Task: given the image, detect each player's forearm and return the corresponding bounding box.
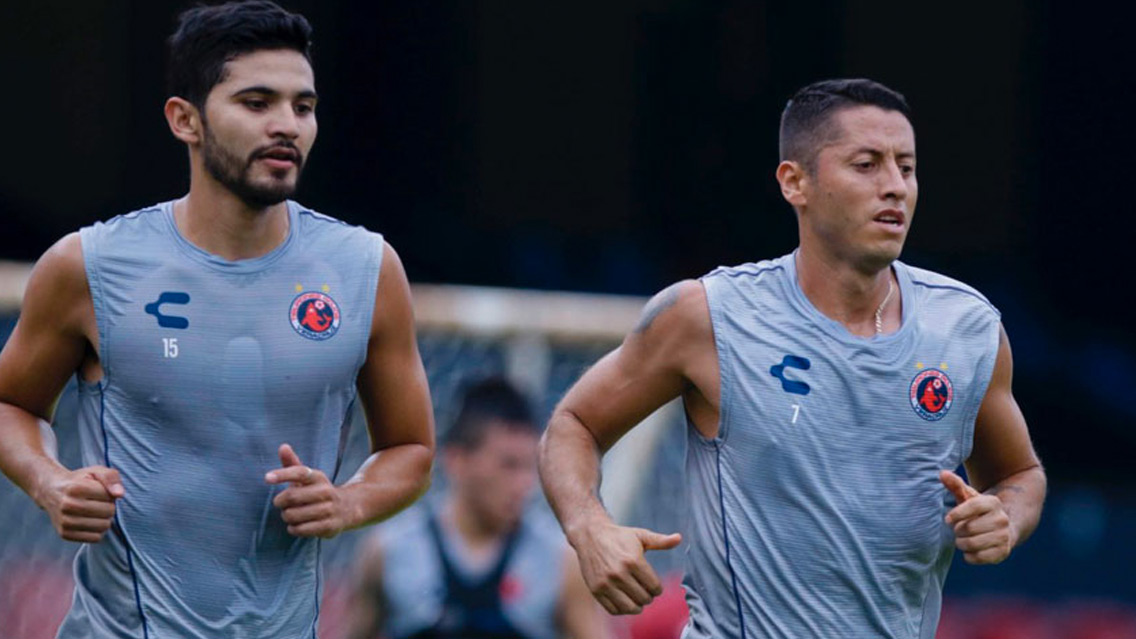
[986,465,1047,547]
[339,442,433,529]
[539,408,613,545]
[0,402,68,508]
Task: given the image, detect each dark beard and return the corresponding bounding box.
[201,126,304,209]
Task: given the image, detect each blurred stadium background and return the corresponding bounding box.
[2,1,1134,637]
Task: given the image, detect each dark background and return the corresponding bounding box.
[1,2,1133,503]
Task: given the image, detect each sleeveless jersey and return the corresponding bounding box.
[375,502,567,639]
[683,252,1001,639]
[60,200,383,639]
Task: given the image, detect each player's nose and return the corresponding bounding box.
[266,104,301,139]
[879,159,908,201]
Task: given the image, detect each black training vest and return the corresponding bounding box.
[408,513,530,639]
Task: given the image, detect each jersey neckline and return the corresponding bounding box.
[783,249,916,346]
[161,199,299,273]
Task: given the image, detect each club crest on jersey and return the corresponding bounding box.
[909,369,953,421]
[290,292,340,340]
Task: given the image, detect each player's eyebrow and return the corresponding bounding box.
[231,86,319,101]
[850,147,916,160]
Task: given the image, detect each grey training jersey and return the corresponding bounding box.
[61,201,382,639]
[683,252,1000,639]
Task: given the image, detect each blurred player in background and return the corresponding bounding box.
[539,78,1047,638]
[0,2,434,637]
[346,377,605,639]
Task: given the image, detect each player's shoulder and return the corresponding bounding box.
[517,508,569,548]
[511,511,571,572]
[291,201,383,240]
[631,279,711,341]
[702,253,792,284]
[24,232,88,299]
[370,500,432,547]
[898,261,1000,317]
[84,202,167,234]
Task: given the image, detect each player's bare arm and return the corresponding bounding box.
[268,241,435,537]
[539,279,716,615]
[940,323,1046,565]
[344,533,388,639]
[0,234,124,543]
[557,546,609,638]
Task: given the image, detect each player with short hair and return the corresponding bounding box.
[346,377,605,639]
[539,78,1046,638]
[0,2,435,637]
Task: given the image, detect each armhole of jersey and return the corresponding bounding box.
[959,316,1001,463]
[79,225,110,383]
[695,275,730,447]
[354,233,385,372]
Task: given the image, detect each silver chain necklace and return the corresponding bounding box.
[874,279,895,335]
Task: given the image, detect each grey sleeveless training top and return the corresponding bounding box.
[682,252,1000,639]
[60,200,382,639]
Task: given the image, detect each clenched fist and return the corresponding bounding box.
[39,466,124,543]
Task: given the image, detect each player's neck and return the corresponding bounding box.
[795,246,900,337]
[175,183,290,261]
[446,494,507,550]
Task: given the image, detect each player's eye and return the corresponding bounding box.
[243,99,269,111]
[295,102,315,115]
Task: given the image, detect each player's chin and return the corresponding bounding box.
[244,179,298,207]
[864,240,906,267]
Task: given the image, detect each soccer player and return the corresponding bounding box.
[538,79,1047,638]
[0,2,434,638]
[346,377,605,639]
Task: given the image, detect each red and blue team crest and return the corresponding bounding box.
[290,292,341,341]
[909,369,953,421]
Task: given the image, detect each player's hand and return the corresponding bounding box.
[38,466,124,543]
[569,516,682,615]
[941,469,1016,565]
[266,443,350,538]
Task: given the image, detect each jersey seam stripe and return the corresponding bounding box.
[295,206,352,228]
[909,279,1000,315]
[310,539,323,639]
[715,442,746,639]
[709,264,785,281]
[330,396,357,483]
[100,383,150,639]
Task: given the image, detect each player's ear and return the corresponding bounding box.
[165,97,203,145]
[776,160,809,208]
[441,446,465,479]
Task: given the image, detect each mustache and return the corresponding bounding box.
[249,142,304,166]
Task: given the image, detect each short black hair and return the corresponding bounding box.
[444,377,538,450]
[167,0,313,110]
[779,78,911,173]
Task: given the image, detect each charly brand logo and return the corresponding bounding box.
[144,292,191,329]
[910,369,953,421]
[290,291,341,341]
[770,355,811,395]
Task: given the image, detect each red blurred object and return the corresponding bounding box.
[1057,600,1136,639]
[962,598,1056,639]
[935,598,973,639]
[626,572,689,639]
[0,559,74,639]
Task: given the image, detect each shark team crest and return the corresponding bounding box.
[290,292,341,340]
[909,369,953,421]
